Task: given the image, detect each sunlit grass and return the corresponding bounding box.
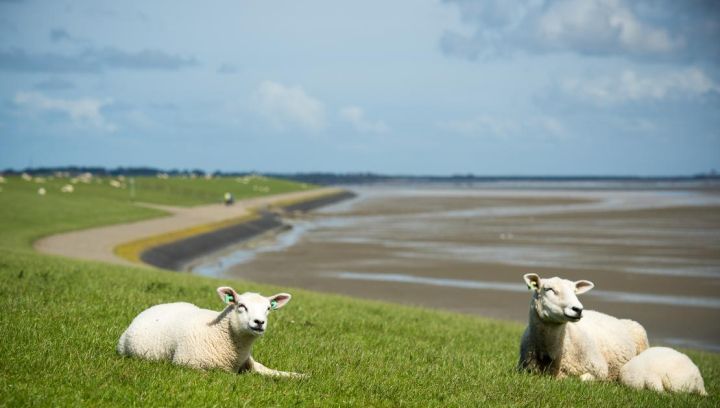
[0,175,315,251]
[0,174,717,406]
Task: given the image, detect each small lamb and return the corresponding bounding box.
[117,286,304,378]
[620,347,707,395]
[518,273,648,381]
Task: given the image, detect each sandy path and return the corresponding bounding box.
[33,188,342,266]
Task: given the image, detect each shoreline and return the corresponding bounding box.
[33,187,353,267]
[139,190,356,270]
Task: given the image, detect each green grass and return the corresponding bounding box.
[0,175,718,406]
[0,175,314,251]
[2,174,314,208]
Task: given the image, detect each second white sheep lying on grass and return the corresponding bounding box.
[117,286,304,378]
[620,347,707,395]
[518,273,648,381]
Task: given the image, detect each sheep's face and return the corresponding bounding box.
[216,287,291,337]
[523,274,593,324]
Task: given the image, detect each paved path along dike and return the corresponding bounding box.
[34,188,351,268]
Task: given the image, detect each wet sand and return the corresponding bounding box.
[202,186,720,351]
[142,191,356,270]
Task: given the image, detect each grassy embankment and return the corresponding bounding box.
[0,175,718,406]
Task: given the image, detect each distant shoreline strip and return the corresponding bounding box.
[129,190,356,271]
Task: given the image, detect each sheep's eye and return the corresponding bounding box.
[237,304,247,312]
[544,288,556,294]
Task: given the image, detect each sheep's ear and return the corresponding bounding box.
[574,280,594,295]
[268,293,291,310]
[217,286,239,305]
[523,274,541,291]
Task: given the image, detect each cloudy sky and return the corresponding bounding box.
[1,0,718,175]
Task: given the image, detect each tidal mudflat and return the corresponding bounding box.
[192,183,720,351]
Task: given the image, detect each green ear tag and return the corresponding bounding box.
[270,300,278,310]
[225,294,234,304]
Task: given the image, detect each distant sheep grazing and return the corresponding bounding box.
[620,347,707,395]
[518,273,648,381]
[117,286,304,378]
[61,184,74,193]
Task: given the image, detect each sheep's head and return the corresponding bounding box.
[216,287,291,337]
[523,274,593,324]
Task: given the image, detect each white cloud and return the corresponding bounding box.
[14,91,116,132]
[339,106,389,134]
[537,0,680,55]
[437,114,566,139]
[254,81,326,131]
[560,67,720,105]
[442,0,684,60]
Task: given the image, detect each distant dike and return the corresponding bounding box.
[140,190,356,271]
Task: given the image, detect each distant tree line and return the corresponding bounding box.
[2,166,211,177]
[2,166,718,185]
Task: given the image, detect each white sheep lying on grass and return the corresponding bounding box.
[620,347,707,395]
[518,273,648,381]
[117,286,305,378]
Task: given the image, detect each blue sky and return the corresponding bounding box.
[1,0,718,175]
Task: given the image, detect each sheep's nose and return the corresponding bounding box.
[571,306,583,316]
[254,319,265,326]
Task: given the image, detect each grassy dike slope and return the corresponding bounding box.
[1,176,718,406]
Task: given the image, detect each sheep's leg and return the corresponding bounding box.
[247,356,306,379]
[646,376,666,393]
[579,373,595,382]
[584,349,609,381]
